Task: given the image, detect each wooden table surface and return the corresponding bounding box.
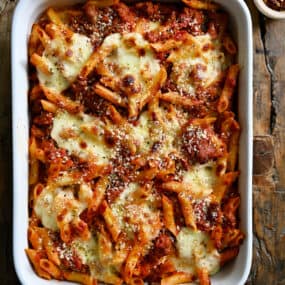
[0,0,285,284]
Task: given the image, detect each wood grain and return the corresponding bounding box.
[0,0,285,284]
[0,1,20,284]
[246,0,285,284]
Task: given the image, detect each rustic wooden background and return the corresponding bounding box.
[0,0,285,284]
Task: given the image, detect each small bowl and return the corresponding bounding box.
[253,0,285,19]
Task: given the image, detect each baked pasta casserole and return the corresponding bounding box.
[27,0,244,284]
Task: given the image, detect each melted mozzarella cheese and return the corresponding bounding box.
[51,108,182,167]
[147,21,160,32]
[174,227,220,275]
[182,162,217,198]
[71,234,125,284]
[129,111,165,154]
[34,184,90,231]
[100,32,161,88]
[129,109,182,157]
[111,183,140,237]
[130,112,152,153]
[51,111,111,164]
[38,32,93,93]
[111,182,160,240]
[169,34,230,95]
[72,237,99,265]
[34,186,59,230]
[160,108,187,156]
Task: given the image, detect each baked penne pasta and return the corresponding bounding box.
[27,1,243,284]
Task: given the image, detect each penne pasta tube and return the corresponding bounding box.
[217,64,239,113]
[223,196,240,224]
[39,259,61,279]
[161,181,188,193]
[41,99,58,113]
[222,229,245,248]
[190,117,217,126]
[29,158,39,185]
[197,267,211,285]
[161,272,194,285]
[29,136,45,162]
[223,35,237,55]
[214,172,239,202]
[98,229,113,264]
[178,192,197,230]
[227,128,240,172]
[41,228,61,266]
[159,92,202,108]
[151,40,183,52]
[220,247,239,266]
[41,85,83,113]
[45,23,73,43]
[136,167,159,181]
[100,200,121,242]
[88,176,108,216]
[93,84,127,108]
[79,51,104,79]
[29,85,43,101]
[123,242,145,283]
[63,271,95,285]
[107,105,124,125]
[31,24,51,47]
[30,53,51,75]
[46,8,63,26]
[71,218,91,240]
[25,249,51,280]
[162,195,178,236]
[28,226,43,250]
[60,223,72,244]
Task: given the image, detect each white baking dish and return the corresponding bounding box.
[12,0,253,284]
